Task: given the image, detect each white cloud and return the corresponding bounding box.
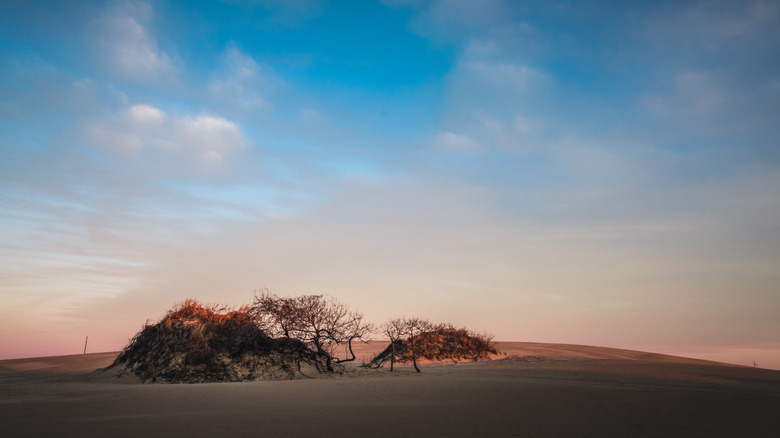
[127,103,166,124]
[641,68,734,123]
[202,151,224,164]
[435,132,484,153]
[473,111,509,147]
[389,0,514,42]
[514,115,537,134]
[463,61,545,91]
[434,42,550,152]
[173,114,245,157]
[674,71,729,113]
[88,104,245,169]
[209,45,274,112]
[424,0,511,29]
[658,0,779,44]
[300,108,321,120]
[223,0,325,27]
[95,3,175,82]
[89,122,143,155]
[464,38,498,57]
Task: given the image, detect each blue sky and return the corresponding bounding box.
[1,0,779,368]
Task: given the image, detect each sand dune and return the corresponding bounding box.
[0,352,118,375]
[493,341,737,364]
[1,342,778,437]
[0,341,733,374]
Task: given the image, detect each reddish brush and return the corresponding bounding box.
[160,299,254,327]
[369,323,497,368]
[412,325,497,361]
[108,299,328,383]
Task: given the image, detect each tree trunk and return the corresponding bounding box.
[411,333,420,373]
[335,338,358,363]
[314,338,334,372]
[390,340,395,371]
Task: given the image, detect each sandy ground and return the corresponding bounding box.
[1,342,778,437]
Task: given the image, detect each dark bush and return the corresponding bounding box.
[106,299,329,383]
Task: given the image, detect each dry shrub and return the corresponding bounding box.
[370,324,497,367]
[107,299,328,383]
[413,325,496,361]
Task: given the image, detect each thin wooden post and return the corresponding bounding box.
[83,336,88,355]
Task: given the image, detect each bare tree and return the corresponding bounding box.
[402,317,431,373]
[251,290,374,372]
[252,288,301,338]
[369,319,496,370]
[383,318,405,371]
[333,311,374,364]
[294,294,342,371]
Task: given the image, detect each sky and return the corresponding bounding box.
[1,0,779,369]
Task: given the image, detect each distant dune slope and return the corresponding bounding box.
[0,352,119,374]
[493,342,738,366]
[0,341,737,374]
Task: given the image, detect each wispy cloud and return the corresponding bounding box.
[224,0,325,27]
[434,132,484,153]
[209,45,274,113]
[384,0,514,42]
[647,0,779,52]
[94,2,175,83]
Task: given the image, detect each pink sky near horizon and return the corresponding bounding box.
[2,281,778,371]
[2,190,779,369]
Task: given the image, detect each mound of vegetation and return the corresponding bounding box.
[101,292,499,381]
[104,299,328,383]
[369,322,497,370]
